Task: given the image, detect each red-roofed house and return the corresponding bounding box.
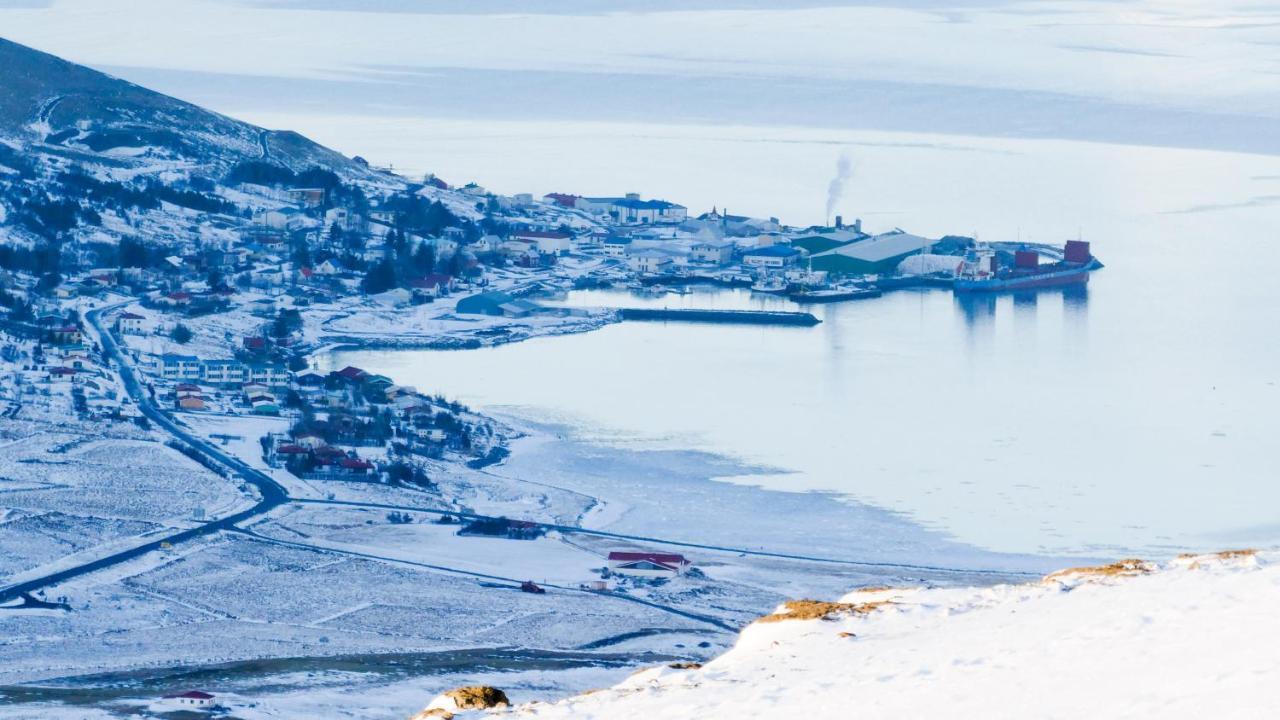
[607,551,691,577]
[161,291,192,306]
[161,690,215,709]
[339,457,375,474]
[48,366,78,382]
[178,396,206,411]
[335,366,367,383]
[117,312,146,335]
[542,192,580,208]
[409,274,455,299]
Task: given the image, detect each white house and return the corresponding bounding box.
[512,230,573,255]
[116,311,146,335]
[602,237,632,258]
[607,551,691,577]
[314,259,341,276]
[160,691,215,710]
[256,206,305,231]
[409,274,455,299]
[690,240,735,266]
[288,187,326,208]
[324,207,365,233]
[628,249,674,274]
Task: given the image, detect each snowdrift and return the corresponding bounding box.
[446,551,1278,719]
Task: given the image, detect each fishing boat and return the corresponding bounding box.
[750,276,789,294]
[788,286,882,303]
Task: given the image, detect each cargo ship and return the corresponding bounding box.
[953,240,1095,293]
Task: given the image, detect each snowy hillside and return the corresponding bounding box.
[453,551,1278,719]
[0,37,377,180]
[0,36,400,251]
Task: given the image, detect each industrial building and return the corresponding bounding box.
[808,231,936,275]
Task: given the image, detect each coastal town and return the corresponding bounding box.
[0,160,1092,712]
[0,35,1100,718]
[0,166,1102,503]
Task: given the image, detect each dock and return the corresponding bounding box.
[618,308,820,326]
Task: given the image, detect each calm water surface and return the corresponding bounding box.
[328,134,1280,559]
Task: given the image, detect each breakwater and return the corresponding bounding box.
[617,308,820,326]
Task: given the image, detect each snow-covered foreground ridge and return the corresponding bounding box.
[443,551,1280,719]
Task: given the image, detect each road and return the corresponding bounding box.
[0,301,1035,607]
[299,498,1039,581]
[231,528,736,631]
[0,302,289,604]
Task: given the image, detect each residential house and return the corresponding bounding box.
[512,230,573,255]
[287,187,326,208]
[178,396,206,411]
[256,206,305,231]
[47,366,78,382]
[293,433,325,450]
[116,312,146,335]
[690,240,735,265]
[602,237,632,258]
[628,249,674,274]
[409,274,455,300]
[334,366,368,384]
[158,291,192,308]
[455,291,542,318]
[250,394,280,415]
[339,457,374,475]
[314,259,342,276]
[541,192,579,208]
[607,551,692,577]
[51,326,83,345]
[160,691,215,710]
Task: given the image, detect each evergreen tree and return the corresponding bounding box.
[361,257,397,294]
[412,242,436,276]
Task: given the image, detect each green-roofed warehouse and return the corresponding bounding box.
[808,231,936,275]
[789,229,866,256]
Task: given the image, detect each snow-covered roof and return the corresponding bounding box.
[816,231,935,263]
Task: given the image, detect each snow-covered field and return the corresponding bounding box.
[503,551,1280,719]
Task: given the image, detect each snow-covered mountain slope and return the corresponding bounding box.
[476,551,1278,719]
[0,37,376,180]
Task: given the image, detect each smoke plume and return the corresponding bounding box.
[826,153,853,224]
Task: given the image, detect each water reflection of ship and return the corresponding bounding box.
[955,283,1089,326]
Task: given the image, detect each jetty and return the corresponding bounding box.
[618,308,820,326]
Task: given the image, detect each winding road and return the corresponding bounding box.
[0,303,289,604]
[0,300,1036,617]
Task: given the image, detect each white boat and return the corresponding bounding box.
[751,276,789,294]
